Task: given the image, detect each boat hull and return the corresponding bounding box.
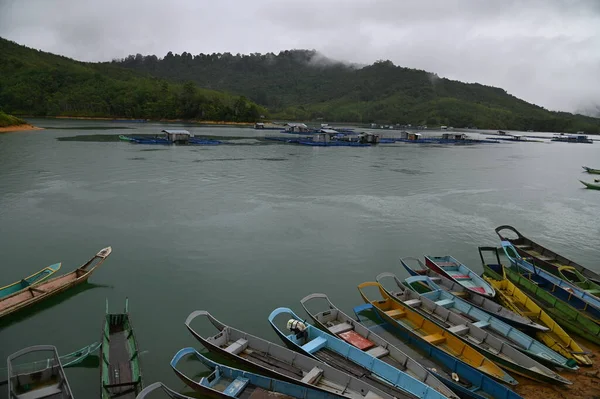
[424,256,495,298]
[0,262,61,299]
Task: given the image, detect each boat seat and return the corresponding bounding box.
[516,245,533,250]
[452,275,471,280]
[328,322,353,335]
[301,336,328,354]
[364,392,385,399]
[403,299,422,307]
[366,346,389,358]
[384,309,406,319]
[225,339,249,355]
[435,299,454,307]
[437,262,459,267]
[447,324,470,335]
[339,331,374,350]
[472,321,490,329]
[423,333,446,345]
[17,384,62,399]
[429,277,441,282]
[223,377,250,397]
[301,366,324,384]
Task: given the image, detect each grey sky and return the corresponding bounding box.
[1,0,599,114]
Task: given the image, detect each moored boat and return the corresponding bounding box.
[268,307,445,399]
[171,347,344,399]
[7,345,74,399]
[136,382,196,399]
[356,282,516,385]
[0,262,61,299]
[580,180,600,189]
[582,166,600,174]
[495,225,600,285]
[423,256,495,298]
[0,247,112,319]
[478,246,593,366]
[101,299,143,399]
[185,310,400,399]
[401,257,545,332]
[394,274,577,371]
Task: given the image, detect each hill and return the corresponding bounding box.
[113,50,600,132]
[0,38,266,122]
[0,111,26,127]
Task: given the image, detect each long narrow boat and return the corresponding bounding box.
[501,241,600,321]
[269,307,447,399]
[424,256,495,298]
[551,266,600,296]
[0,247,112,318]
[394,274,577,371]
[171,347,345,399]
[352,304,524,399]
[101,299,143,399]
[185,310,400,399]
[481,250,600,347]
[582,166,600,174]
[300,293,519,399]
[356,282,516,385]
[136,382,196,399]
[0,263,61,299]
[401,257,546,332]
[478,246,593,366]
[495,225,600,285]
[8,345,74,399]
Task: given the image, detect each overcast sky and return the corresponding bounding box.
[1,0,599,114]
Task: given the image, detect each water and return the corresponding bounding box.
[0,119,599,396]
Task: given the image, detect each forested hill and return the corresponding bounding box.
[0,38,266,121]
[113,50,600,132]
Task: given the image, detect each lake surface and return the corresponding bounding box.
[0,119,598,396]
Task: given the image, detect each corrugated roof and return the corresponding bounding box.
[162,129,191,135]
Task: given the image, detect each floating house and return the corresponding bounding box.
[551,134,593,144]
[399,131,423,141]
[162,129,193,144]
[284,123,312,133]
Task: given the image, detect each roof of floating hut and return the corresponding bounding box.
[320,128,339,134]
[162,129,192,135]
[285,123,308,128]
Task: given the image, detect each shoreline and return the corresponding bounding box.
[48,116,255,126]
[0,124,44,133]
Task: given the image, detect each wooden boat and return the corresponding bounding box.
[7,345,74,399]
[401,257,546,332]
[478,246,593,366]
[185,310,399,399]
[356,282,516,385]
[352,304,524,399]
[482,251,600,347]
[395,274,577,371]
[300,293,519,399]
[136,382,196,399]
[0,247,112,318]
[495,225,600,285]
[0,263,61,299]
[101,299,143,399]
[501,241,600,320]
[424,256,495,298]
[583,180,600,189]
[582,166,600,174]
[171,347,347,399]
[268,307,446,399]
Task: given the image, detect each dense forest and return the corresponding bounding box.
[113,50,600,132]
[0,110,25,127]
[0,38,266,122]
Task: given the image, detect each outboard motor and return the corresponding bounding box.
[287,319,307,339]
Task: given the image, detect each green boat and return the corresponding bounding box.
[0,262,61,299]
[101,299,143,399]
[553,266,600,297]
[582,166,600,174]
[580,180,600,190]
[482,259,600,346]
[119,135,135,142]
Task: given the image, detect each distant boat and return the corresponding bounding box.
[0,262,61,299]
[551,134,593,143]
[580,180,600,190]
[582,166,600,174]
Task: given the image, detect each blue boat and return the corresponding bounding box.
[501,241,600,322]
[399,275,578,370]
[268,307,450,399]
[0,263,61,299]
[424,256,495,298]
[170,347,345,399]
[353,304,524,399]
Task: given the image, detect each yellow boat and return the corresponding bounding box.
[479,250,593,366]
[357,282,516,385]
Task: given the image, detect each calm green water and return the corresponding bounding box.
[0,119,599,396]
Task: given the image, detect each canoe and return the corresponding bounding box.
[0,247,112,319]
[119,135,135,142]
[0,262,61,299]
[582,166,600,174]
[268,307,443,399]
[101,299,143,399]
[356,282,516,385]
[424,256,495,298]
[495,225,600,285]
[395,274,577,371]
[301,293,516,399]
[171,347,344,399]
[401,257,546,332]
[136,382,197,399]
[185,310,399,399]
[482,252,600,347]
[8,345,74,399]
[478,246,593,366]
[551,266,600,296]
[501,241,600,321]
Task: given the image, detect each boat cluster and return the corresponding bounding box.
[4,225,600,398]
[580,166,600,190]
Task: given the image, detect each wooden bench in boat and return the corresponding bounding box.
[225,339,249,355]
[339,330,374,351]
[328,322,353,335]
[451,275,472,280]
[366,346,389,358]
[437,262,459,267]
[435,299,454,307]
[423,333,446,345]
[404,299,422,307]
[223,376,250,397]
[447,324,470,335]
[18,385,62,399]
[472,321,490,329]
[301,366,323,384]
[384,309,406,319]
[301,337,328,354]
